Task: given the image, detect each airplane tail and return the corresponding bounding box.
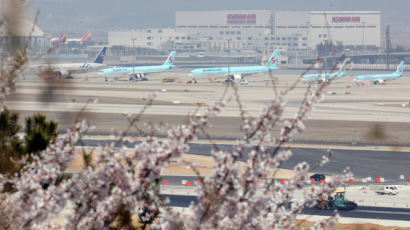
[338,59,349,74]
[395,61,405,76]
[81,31,92,43]
[93,47,107,64]
[267,49,280,67]
[163,51,176,66]
[52,33,67,46]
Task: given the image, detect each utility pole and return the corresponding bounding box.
[385,26,391,70]
[131,37,136,77]
[362,22,366,54]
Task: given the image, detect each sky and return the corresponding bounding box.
[26,0,410,36]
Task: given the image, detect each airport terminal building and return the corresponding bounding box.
[108,10,381,52]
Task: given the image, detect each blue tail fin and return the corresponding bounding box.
[267,49,280,67]
[93,47,107,64]
[163,51,177,66]
[395,61,404,75]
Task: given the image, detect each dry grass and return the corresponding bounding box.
[65,147,296,179]
[108,215,410,230]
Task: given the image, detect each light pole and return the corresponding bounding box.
[131,37,136,77]
[306,21,312,55]
[362,22,365,54]
[227,39,232,75]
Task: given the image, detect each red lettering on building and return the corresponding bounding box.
[227,14,257,25]
[332,16,361,23]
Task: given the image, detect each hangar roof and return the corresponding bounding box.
[0,18,44,37]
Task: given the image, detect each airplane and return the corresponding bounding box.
[189,49,280,83]
[67,32,92,44]
[354,61,405,85]
[31,47,107,78]
[98,51,176,81]
[50,33,67,46]
[301,59,349,84]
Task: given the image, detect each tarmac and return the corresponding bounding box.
[9,68,410,226]
[8,70,410,145]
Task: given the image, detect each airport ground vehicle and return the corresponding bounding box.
[239,79,248,85]
[310,174,325,182]
[316,190,357,210]
[374,185,399,195]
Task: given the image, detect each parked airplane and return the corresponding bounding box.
[301,59,348,83]
[354,61,405,85]
[67,32,92,44]
[50,33,67,46]
[98,51,176,80]
[31,47,107,78]
[50,32,92,46]
[189,49,280,83]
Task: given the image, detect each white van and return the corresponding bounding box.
[374,186,399,195]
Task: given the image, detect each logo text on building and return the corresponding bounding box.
[332,16,361,23]
[227,14,256,25]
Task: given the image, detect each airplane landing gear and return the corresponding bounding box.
[186,78,198,84]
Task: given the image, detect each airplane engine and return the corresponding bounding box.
[41,69,69,79]
[129,73,148,81]
[138,73,148,81]
[55,70,70,78]
[227,74,243,80]
[374,79,384,85]
[318,78,328,84]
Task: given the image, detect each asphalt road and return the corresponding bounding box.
[80,139,410,181]
[164,194,410,221]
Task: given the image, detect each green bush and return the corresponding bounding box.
[0,107,23,174]
[0,108,58,175]
[24,114,58,156]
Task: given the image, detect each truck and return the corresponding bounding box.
[316,189,357,210]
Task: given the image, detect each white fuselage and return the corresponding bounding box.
[31,62,106,76]
[48,62,105,73]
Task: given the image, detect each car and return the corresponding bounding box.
[310,174,325,182]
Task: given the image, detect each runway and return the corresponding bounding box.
[79,139,410,181]
[6,74,410,145]
[7,78,410,124]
